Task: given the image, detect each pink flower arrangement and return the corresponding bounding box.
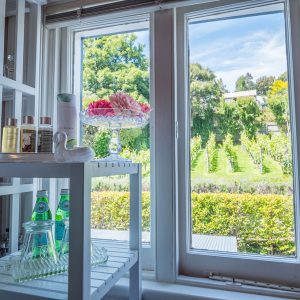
[109,92,142,116]
[86,92,151,117]
[87,99,114,116]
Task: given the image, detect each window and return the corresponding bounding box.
[42,0,300,291]
[73,20,154,270]
[177,0,300,287]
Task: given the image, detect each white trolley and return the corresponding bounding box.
[0,159,142,300]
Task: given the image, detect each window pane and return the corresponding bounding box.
[189,5,295,256]
[80,28,151,244]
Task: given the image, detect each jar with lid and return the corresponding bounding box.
[38,117,53,153]
[2,118,18,153]
[20,116,36,153]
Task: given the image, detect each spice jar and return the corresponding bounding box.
[20,116,36,153]
[38,117,53,153]
[2,118,18,153]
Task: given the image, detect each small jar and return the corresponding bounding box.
[20,116,36,153]
[2,118,18,153]
[38,117,53,153]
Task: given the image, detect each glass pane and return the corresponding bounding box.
[80,28,151,245]
[189,4,295,256]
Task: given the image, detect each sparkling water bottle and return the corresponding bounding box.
[55,189,70,251]
[31,190,52,257]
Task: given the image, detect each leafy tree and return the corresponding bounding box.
[235,72,255,91]
[236,96,261,139]
[83,34,149,101]
[190,63,225,143]
[82,33,150,154]
[278,72,288,82]
[256,76,275,96]
[267,80,289,133]
[217,100,242,140]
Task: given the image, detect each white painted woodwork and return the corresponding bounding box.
[0,161,142,300]
[0,239,138,300]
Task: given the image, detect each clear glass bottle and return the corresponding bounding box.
[38,116,53,153]
[20,116,36,153]
[55,189,70,251]
[1,118,18,153]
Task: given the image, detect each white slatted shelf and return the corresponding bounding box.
[0,240,138,300]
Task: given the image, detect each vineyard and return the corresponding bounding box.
[191,133,293,189]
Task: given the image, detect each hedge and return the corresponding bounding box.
[91,191,295,256]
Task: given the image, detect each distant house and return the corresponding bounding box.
[224,90,265,106]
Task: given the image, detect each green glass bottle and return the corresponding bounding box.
[55,189,70,251]
[31,190,52,257]
[32,190,52,221]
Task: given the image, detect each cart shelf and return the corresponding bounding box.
[0,239,137,300]
[0,160,142,300]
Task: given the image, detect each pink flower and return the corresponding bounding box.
[139,102,151,114]
[109,92,142,116]
[87,99,114,116]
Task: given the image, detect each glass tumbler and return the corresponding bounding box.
[59,220,108,271]
[11,221,60,282]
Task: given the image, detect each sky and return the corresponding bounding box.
[189,12,288,92]
[118,11,287,93]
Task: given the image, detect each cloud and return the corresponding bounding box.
[189,14,287,91]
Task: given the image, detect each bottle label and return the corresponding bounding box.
[59,200,70,212]
[55,221,65,241]
[34,233,48,247]
[38,129,53,153]
[21,129,36,152]
[34,202,49,214]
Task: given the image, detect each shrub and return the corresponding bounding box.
[241,132,264,173]
[223,134,238,172]
[91,191,150,231]
[192,192,295,255]
[91,191,295,256]
[206,133,218,172]
[269,134,292,175]
[191,135,202,167]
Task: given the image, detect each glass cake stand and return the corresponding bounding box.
[80,108,150,162]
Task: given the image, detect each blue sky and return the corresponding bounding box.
[189,12,287,92]
[134,12,287,92]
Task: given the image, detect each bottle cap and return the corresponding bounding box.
[6,118,17,126]
[60,189,69,195]
[22,116,34,125]
[40,116,52,125]
[37,190,48,198]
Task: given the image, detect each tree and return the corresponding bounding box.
[267,80,289,134]
[235,73,255,91]
[217,100,242,140]
[278,72,288,82]
[82,33,150,155]
[236,96,261,139]
[190,63,225,143]
[83,34,149,101]
[256,76,275,96]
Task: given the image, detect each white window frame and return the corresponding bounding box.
[176,0,300,287]
[72,17,155,271]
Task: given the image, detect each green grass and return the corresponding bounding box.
[191,145,292,186]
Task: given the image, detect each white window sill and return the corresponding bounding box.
[103,272,299,300]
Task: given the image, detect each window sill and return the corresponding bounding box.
[104,272,299,300]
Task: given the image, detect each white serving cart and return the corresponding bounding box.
[0,158,142,300]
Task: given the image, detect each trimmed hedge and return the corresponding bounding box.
[91,191,295,256]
